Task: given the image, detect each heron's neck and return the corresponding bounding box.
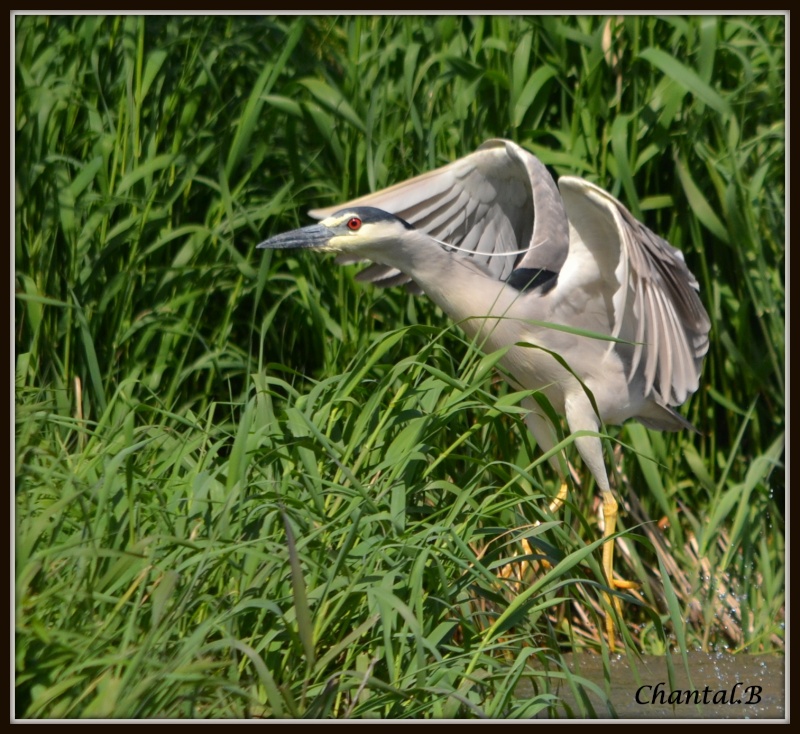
[357,230,520,336]
[364,230,455,279]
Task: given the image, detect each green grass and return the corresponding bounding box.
[15,15,784,718]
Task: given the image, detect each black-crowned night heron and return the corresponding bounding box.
[258,138,710,649]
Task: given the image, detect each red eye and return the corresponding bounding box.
[347,217,362,231]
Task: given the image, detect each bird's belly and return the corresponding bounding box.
[461,312,639,423]
[424,270,643,424]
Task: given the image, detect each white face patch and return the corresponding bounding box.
[326,226,379,252]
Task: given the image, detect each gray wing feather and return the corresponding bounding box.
[309,139,569,287]
[558,177,710,409]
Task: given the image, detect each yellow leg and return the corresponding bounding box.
[600,490,639,651]
[520,482,568,559]
[601,490,622,651]
[500,483,569,589]
[551,481,569,513]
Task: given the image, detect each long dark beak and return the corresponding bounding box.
[257,223,332,250]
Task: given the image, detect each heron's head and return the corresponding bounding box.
[257,206,414,254]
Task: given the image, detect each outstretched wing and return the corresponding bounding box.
[558,177,710,409]
[309,139,569,289]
